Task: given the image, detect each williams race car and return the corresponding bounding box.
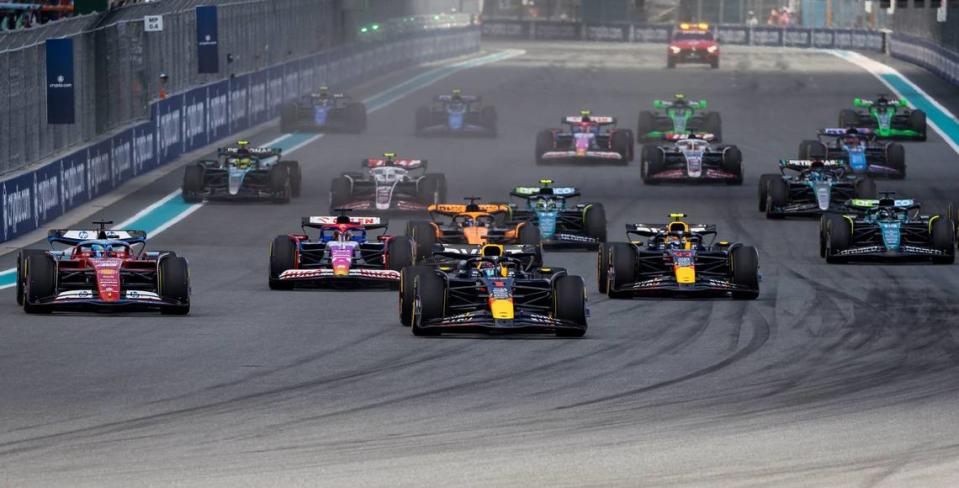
[182,140,301,203]
[415,89,497,137]
[759,159,877,219]
[15,221,190,314]
[406,198,541,260]
[799,128,906,179]
[636,94,722,143]
[329,152,447,212]
[535,110,634,165]
[839,95,927,141]
[507,180,606,249]
[640,133,742,184]
[598,213,759,299]
[279,87,367,133]
[269,213,414,289]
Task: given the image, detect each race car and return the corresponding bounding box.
[820,195,955,264]
[329,152,447,212]
[636,94,722,143]
[415,89,497,137]
[759,159,877,219]
[405,198,541,260]
[268,213,414,289]
[279,87,367,133]
[398,247,588,337]
[640,133,742,184]
[799,128,906,179]
[667,23,720,69]
[838,95,927,141]
[507,179,606,249]
[15,221,190,314]
[419,242,544,273]
[534,110,634,165]
[182,140,301,203]
[598,213,759,299]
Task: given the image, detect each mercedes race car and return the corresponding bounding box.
[399,248,588,337]
[269,213,414,289]
[640,133,742,184]
[598,213,759,299]
[799,128,906,179]
[15,221,190,314]
[636,94,722,143]
[820,195,955,264]
[667,23,720,69]
[279,87,367,133]
[182,140,301,203]
[508,180,606,249]
[839,95,927,141]
[329,152,447,212]
[406,198,541,260]
[759,159,877,219]
[415,89,497,137]
[535,111,634,165]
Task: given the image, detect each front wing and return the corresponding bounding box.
[30,290,186,312]
[610,275,756,297]
[278,268,400,286]
[828,245,951,261]
[418,310,586,334]
[540,150,626,164]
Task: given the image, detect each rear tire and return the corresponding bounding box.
[758,174,779,212]
[345,102,367,133]
[23,254,56,314]
[597,243,611,294]
[607,242,636,299]
[637,111,656,143]
[721,145,743,184]
[799,140,827,159]
[158,256,190,315]
[407,220,438,263]
[330,176,352,210]
[279,104,297,133]
[583,203,607,243]
[885,143,906,179]
[386,237,415,272]
[704,112,722,141]
[825,216,852,263]
[412,270,445,336]
[280,161,301,198]
[909,110,927,141]
[269,236,296,290]
[415,106,431,135]
[518,223,541,246]
[730,246,760,300]
[554,275,587,337]
[480,106,498,136]
[611,130,631,162]
[417,174,446,205]
[641,145,665,184]
[270,165,291,204]
[182,165,205,203]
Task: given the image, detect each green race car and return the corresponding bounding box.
[636,94,722,143]
[838,95,927,141]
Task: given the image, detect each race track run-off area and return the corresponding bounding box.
[2,42,959,487]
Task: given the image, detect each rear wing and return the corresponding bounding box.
[663,133,715,142]
[48,229,147,245]
[510,186,580,198]
[219,146,281,157]
[626,223,716,236]
[779,159,846,170]
[819,127,874,137]
[853,97,907,108]
[653,99,707,110]
[847,198,917,209]
[563,115,615,125]
[435,94,480,103]
[364,158,426,170]
[302,216,388,229]
[429,203,511,216]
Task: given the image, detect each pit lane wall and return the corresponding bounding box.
[0,27,480,244]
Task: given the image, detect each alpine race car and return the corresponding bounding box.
[759,159,877,219]
[820,195,955,264]
[279,87,367,133]
[415,89,497,137]
[15,221,190,314]
[182,140,301,203]
[667,23,720,69]
[636,94,722,143]
[799,128,906,179]
[268,213,414,289]
[640,133,742,184]
[507,180,606,249]
[398,248,588,337]
[598,213,759,299]
[329,152,447,212]
[406,198,541,260]
[535,111,634,165]
[839,95,927,141]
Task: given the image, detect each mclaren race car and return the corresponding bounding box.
[508,179,606,249]
[279,87,367,133]
[640,133,742,184]
[799,128,906,179]
[329,152,447,212]
[759,159,877,218]
[636,94,722,143]
[839,95,927,141]
[406,198,541,260]
[535,110,634,165]
[598,213,759,299]
[415,89,497,137]
[182,140,301,203]
[15,221,190,314]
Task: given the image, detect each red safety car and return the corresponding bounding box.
[667,23,720,69]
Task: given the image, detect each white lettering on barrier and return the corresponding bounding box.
[250,83,266,118]
[133,131,154,174]
[158,109,181,156]
[268,78,283,109]
[230,86,248,124]
[34,172,59,224]
[284,73,298,101]
[112,140,132,182]
[86,150,111,197]
[208,93,228,133]
[184,101,205,143]
[5,184,32,234]
[60,161,85,207]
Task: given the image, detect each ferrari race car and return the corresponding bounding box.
[598,213,759,299]
[839,95,927,141]
[636,94,722,143]
[329,152,447,212]
[759,159,877,219]
[269,213,414,289]
[667,23,720,69]
[182,141,301,203]
[799,128,906,179]
[508,180,606,249]
[415,89,497,137]
[398,248,588,337]
[15,221,190,314]
[406,198,541,260]
[640,133,742,184]
[279,87,367,133]
[820,195,955,264]
[534,110,634,165]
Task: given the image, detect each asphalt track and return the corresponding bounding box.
[2,42,959,487]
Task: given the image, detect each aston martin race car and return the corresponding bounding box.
[415,89,497,137]
[279,87,367,133]
[820,195,954,264]
[640,133,742,184]
[406,198,540,260]
[15,221,190,314]
[268,213,414,289]
[636,94,722,143]
[598,213,759,299]
[839,95,927,141]
[799,128,906,179]
[398,248,588,337]
[759,159,877,218]
[329,152,447,212]
[507,180,606,249]
[534,111,634,164]
[182,140,301,203]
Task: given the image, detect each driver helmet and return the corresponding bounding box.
[666,232,684,249]
[382,152,396,165]
[461,216,474,227]
[91,243,112,257]
[580,109,592,123]
[673,93,688,106]
[317,86,330,98]
[535,198,557,210]
[843,129,861,145]
[451,89,463,101]
[876,95,889,107]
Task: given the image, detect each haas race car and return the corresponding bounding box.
[760,159,877,219]
[598,213,759,299]
[415,89,497,137]
[640,133,742,184]
[839,95,927,141]
[15,221,190,314]
[535,110,634,165]
[637,94,722,143]
[508,180,607,249]
[279,87,367,133]
[329,153,447,212]
[799,128,906,179]
[269,213,414,289]
[182,140,301,203]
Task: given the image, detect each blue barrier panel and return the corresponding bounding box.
[2,173,34,240]
[131,122,155,175]
[59,148,89,210]
[182,86,207,153]
[86,137,113,200]
[110,129,135,185]
[33,161,62,228]
[248,70,269,127]
[206,80,230,144]
[228,74,250,134]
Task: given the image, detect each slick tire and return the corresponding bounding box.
[182,165,205,203]
[330,176,352,211]
[839,109,859,128]
[607,242,636,299]
[518,222,541,246]
[411,270,445,336]
[641,145,665,185]
[704,112,722,141]
[637,111,656,143]
[387,237,415,272]
[480,106,498,136]
[417,174,446,205]
[415,106,431,135]
[159,256,190,315]
[931,217,956,264]
[597,243,611,294]
[910,110,927,141]
[280,161,302,198]
[400,266,431,327]
[721,145,743,185]
[270,166,292,204]
[406,221,438,263]
[279,104,297,133]
[269,236,296,290]
[535,129,554,165]
[584,203,607,244]
[799,140,827,159]
[611,130,631,163]
[885,143,906,179]
[730,245,760,300]
[554,275,587,337]
[23,254,56,314]
[825,216,852,263]
[758,174,779,212]
[766,177,789,219]
[17,249,46,306]
[346,102,367,133]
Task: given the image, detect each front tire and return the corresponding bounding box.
[730,246,759,300]
[23,254,56,314]
[607,242,636,299]
[407,221,438,263]
[182,165,205,203]
[584,203,607,243]
[159,256,190,315]
[400,266,431,326]
[269,236,296,290]
[554,275,587,337]
[412,270,445,336]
